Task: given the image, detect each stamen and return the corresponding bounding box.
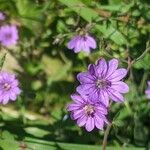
[96,79,111,89]
[5,33,12,40]
[84,104,94,116]
[3,83,11,90]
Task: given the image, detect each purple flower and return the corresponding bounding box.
[145,81,150,99]
[0,12,5,21]
[67,35,96,53]
[67,93,108,132]
[76,58,129,106]
[0,72,21,105]
[0,25,19,47]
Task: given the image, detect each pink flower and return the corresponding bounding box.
[0,25,19,47]
[67,35,96,53]
[77,58,129,106]
[0,72,21,105]
[67,94,108,132]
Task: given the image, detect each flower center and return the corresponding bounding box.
[5,33,12,40]
[96,79,111,89]
[3,83,11,90]
[84,104,94,116]
[83,36,87,41]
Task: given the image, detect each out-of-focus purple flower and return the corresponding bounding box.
[0,25,19,47]
[76,58,129,106]
[145,81,150,99]
[67,93,108,132]
[67,35,96,53]
[0,12,5,21]
[0,72,21,105]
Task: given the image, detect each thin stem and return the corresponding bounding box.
[132,41,150,64]
[102,122,112,150]
[139,72,148,93]
[127,41,150,71]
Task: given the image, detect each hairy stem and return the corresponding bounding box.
[102,122,112,150]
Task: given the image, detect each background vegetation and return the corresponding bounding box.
[0,0,150,149]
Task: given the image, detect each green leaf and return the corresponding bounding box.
[0,131,19,150]
[0,140,19,150]
[59,0,127,45]
[133,54,150,70]
[0,53,6,69]
[0,136,145,150]
[15,0,43,31]
[134,115,149,146]
[2,131,15,140]
[24,127,50,138]
[25,138,144,150]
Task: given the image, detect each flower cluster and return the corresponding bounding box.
[0,12,19,47]
[0,12,20,105]
[67,58,129,132]
[0,72,21,105]
[145,81,150,99]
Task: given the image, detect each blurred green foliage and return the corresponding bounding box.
[0,0,150,149]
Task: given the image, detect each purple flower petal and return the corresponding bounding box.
[105,59,118,78]
[94,114,104,130]
[76,84,95,95]
[145,90,150,94]
[67,103,80,111]
[71,94,84,104]
[95,105,108,115]
[13,87,21,95]
[108,89,124,102]
[145,81,150,99]
[67,36,79,49]
[77,115,87,127]
[108,69,127,81]
[88,64,95,75]
[0,12,5,21]
[74,37,83,53]
[77,72,95,84]
[73,109,84,119]
[111,81,129,93]
[2,94,9,104]
[85,116,94,132]
[67,35,96,53]
[88,89,99,102]
[82,41,90,53]
[99,90,109,107]
[86,36,96,49]
[95,58,107,77]
[9,92,17,101]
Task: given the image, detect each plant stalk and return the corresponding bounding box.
[102,122,112,150]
